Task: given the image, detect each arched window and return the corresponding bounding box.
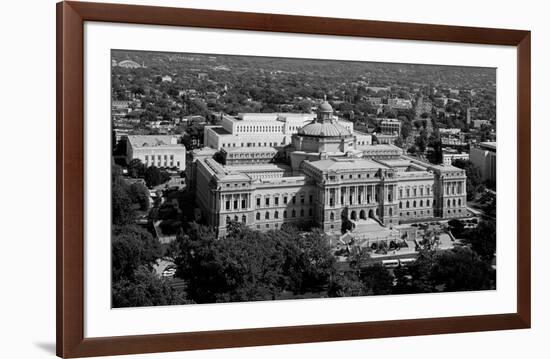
[256,213,260,220]
[453,199,456,207]
[274,211,279,219]
[265,212,270,219]
[426,199,430,207]
[234,215,238,222]
[399,202,403,209]
[458,198,461,206]
[420,200,423,207]
[242,215,246,223]
[447,199,451,207]
[283,210,287,218]
[389,208,393,216]
[330,212,335,221]
[292,209,296,218]
[413,200,416,208]
[300,209,304,217]
[406,201,410,208]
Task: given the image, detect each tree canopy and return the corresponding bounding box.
[169,222,336,303]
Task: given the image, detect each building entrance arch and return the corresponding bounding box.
[368,209,375,218]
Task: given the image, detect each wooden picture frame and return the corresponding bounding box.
[56,1,531,357]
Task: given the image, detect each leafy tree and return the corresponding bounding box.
[171,223,335,303]
[452,159,482,200]
[401,249,437,293]
[340,208,353,234]
[328,272,365,297]
[112,225,162,282]
[447,219,465,238]
[431,247,493,292]
[360,263,394,295]
[462,220,496,261]
[112,179,135,225]
[348,246,370,270]
[297,100,313,113]
[144,166,171,187]
[401,121,412,140]
[127,182,150,211]
[128,159,146,178]
[112,266,190,307]
[427,132,443,164]
[415,133,427,153]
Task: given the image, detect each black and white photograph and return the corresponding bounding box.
[110,50,497,308]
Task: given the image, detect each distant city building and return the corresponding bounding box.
[387,98,413,110]
[442,151,469,166]
[365,86,391,92]
[124,135,186,171]
[117,60,142,69]
[470,142,496,183]
[439,128,462,135]
[441,137,467,147]
[365,97,383,106]
[378,118,401,135]
[472,119,491,128]
[203,112,318,150]
[374,133,399,145]
[190,101,467,237]
[434,97,448,106]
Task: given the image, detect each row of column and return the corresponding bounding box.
[444,180,464,196]
[325,184,397,207]
[220,193,251,211]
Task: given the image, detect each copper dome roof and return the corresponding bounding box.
[298,121,351,137]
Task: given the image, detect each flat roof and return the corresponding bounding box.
[480,142,497,150]
[126,135,182,148]
[307,157,388,172]
[226,163,291,173]
[210,127,231,135]
[222,146,279,154]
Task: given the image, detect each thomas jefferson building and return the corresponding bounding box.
[188,101,467,236]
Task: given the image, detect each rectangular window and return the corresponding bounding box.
[225,201,230,210]
[283,197,288,204]
[309,195,313,203]
[256,198,261,206]
[265,198,270,206]
[275,197,279,205]
[241,199,246,208]
[233,200,238,209]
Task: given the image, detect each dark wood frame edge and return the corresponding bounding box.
[56,1,531,358]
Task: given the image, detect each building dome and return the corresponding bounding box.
[318,101,333,112]
[298,121,351,137]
